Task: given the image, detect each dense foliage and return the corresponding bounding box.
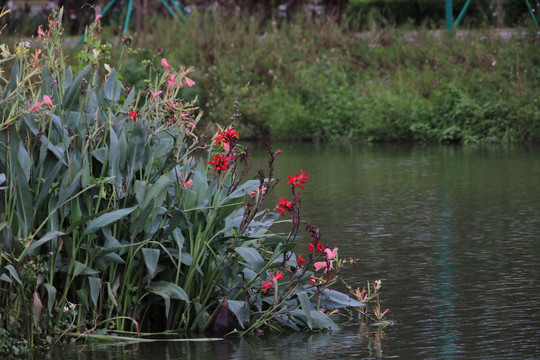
[0,9,388,356]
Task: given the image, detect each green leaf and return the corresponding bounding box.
[308,288,364,309]
[83,206,137,235]
[150,281,189,318]
[63,64,91,109]
[289,309,339,331]
[19,231,64,261]
[42,283,57,311]
[89,277,101,307]
[4,265,22,285]
[104,69,121,103]
[142,248,160,279]
[220,180,259,205]
[297,291,312,329]
[235,246,265,272]
[73,261,99,277]
[227,300,250,329]
[108,127,121,183]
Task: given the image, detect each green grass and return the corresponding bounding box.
[84,11,540,143]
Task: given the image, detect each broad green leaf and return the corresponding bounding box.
[4,264,22,285]
[150,281,189,318]
[308,288,364,309]
[104,69,121,103]
[108,127,121,183]
[19,231,64,261]
[142,248,160,279]
[297,291,312,329]
[42,283,57,311]
[89,277,101,307]
[57,169,83,206]
[289,309,339,331]
[220,180,259,204]
[83,206,137,235]
[235,246,265,272]
[73,261,99,277]
[227,300,250,329]
[63,64,91,109]
[76,288,89,309]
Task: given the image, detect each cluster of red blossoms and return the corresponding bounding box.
[207,153,235,172]
[260,271,284,294]
[275,170,309,216]
[207,126,238,172]
[286,169,309,190]
[213,126,239,152]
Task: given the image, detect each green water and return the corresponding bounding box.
[50,143,540,359]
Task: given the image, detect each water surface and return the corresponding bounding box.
[53,143,540,359]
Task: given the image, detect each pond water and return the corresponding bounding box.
[50,143,540,359]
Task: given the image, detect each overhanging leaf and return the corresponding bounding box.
[89,277,101,307]
[42,283,57,311]
[73,261,99,277]
[234,246,265,272]
[142,248,160,279]
[308,288,364,309]
[227,300,250,329]
[297,291,312,329]
[19,231,64,261]
[83,206,137,235]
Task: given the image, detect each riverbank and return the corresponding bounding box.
[96,12,537,143]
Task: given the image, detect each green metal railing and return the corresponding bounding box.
[445,0,538,32]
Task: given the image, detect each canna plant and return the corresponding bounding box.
[0,9,386,354]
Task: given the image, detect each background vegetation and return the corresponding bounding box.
[106,10,539,143]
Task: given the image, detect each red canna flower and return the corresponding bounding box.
[260,281,273,294]
[297,254,306,266]
[275,197,293,216]
[128,110,139,121]
[308,243,315,252]
[286,169,310,190]
[317,242,324,253]
[207,154,234,172]
[214,126,239,151]
[261,272,284,294]
[271,271,284,281]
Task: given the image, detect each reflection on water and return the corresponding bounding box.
[51,143,540,359]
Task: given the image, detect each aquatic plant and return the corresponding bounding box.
[0,9,388,355]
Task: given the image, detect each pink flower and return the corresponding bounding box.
[30,95,53,112]
[314,261,334,274]
[151,89,162,98]
[161,58,171,69]
[184,179,193,188]
[95,14,103,23]
[167,73,177,90]
[41,95,52,107]
[37,25,45,38]
[183,76,196,87]
[324,247,338,260]
[30,101,42,112]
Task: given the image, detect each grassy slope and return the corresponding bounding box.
[82,12,540,142]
